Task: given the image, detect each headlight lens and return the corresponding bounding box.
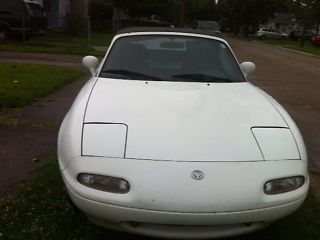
[264,176,305,195]
[77,173,130,194]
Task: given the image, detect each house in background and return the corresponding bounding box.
[44,0,70,29]
[44,0,113,30]
[27,0,114,30]
[262,13,297,33]
[30,0,70,29]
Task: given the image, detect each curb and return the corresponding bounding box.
[279,47,320,59]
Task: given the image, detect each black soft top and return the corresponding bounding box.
[116,27,220,37]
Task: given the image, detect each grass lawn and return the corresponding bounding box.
[0,158,319,240]
[0,63,84,108]
[255,39,320,56]
[90,32,114,46]
[0,32,114,56]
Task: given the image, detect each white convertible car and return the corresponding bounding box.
[58,28,309,239]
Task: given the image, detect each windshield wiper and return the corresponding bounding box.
[171,73,233,83]
[101,69,163,81]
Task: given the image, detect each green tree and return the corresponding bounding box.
[289,0,320,47]
[218,0,277,37]
[113,0,170,19]
[188,0,219,22]
[291,0,320,30]
[113,0,219,28]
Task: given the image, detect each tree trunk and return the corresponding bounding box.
[179,0,186,28]
[243,24,249,38]
[232,22,240,36]
[300,25,305,48]
[300,35,305,48]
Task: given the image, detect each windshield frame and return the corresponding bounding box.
[98,32,247,83]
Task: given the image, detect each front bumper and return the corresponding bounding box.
[60,156,308,238]
[66,183,305,239]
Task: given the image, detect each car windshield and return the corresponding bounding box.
[100,35,245,83]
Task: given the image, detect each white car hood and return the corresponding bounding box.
[84,78,288,161]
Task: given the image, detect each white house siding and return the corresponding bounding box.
[47,0,70,29]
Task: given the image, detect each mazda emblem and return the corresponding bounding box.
[191,170,204,180]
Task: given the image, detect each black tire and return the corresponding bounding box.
[261,35,266,40]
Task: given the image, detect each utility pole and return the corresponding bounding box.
[84,0,89,20]
[84,0,91,47]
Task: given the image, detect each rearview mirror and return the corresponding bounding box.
[82,56,99,76]
[240,62,256,78]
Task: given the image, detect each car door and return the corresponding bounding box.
[271,30,278,39]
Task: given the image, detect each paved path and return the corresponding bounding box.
[0,52,88,200]
[0,52,83,68]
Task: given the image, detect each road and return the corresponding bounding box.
[227,37,320,167]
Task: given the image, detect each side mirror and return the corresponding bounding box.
[82,56,99,76]
[240,62,256,78]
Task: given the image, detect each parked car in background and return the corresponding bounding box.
[25,0,47,36]
[290,28,316,41]
[311,35,320,46]
[58,27,309,239]
[0,0,46,40]
[257,28,288,40]
[197,20,222,37]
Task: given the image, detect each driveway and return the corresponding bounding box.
[0,51,83,68]
[0,52,87,200]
